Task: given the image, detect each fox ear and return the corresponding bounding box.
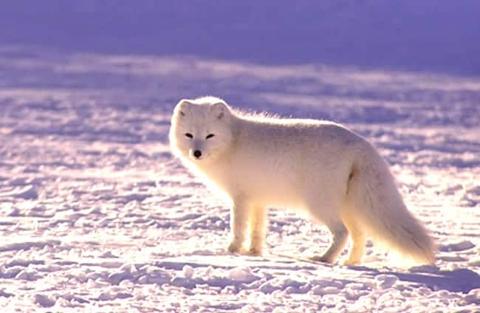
[176,99,192,117]
[212,102,229,120]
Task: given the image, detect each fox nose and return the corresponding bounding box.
[193,150,202,159]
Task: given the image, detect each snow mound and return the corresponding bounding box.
[228,267,258,283]
[34,294,56,308]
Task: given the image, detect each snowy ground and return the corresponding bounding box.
[0,46,480,312]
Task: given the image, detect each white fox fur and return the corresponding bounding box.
[169,96,435,265]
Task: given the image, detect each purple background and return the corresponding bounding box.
[1,0,479,76]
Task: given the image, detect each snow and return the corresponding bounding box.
[34,294,56,308]
[0,2,480,312]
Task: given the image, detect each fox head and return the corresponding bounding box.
[169,97,234,164]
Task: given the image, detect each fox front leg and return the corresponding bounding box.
[247,207,267,256]
[227,200,251,254]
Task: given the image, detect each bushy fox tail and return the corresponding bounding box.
[346,144,435,265]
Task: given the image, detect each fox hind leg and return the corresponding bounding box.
[342,214,366,265]
[311,221,348,263]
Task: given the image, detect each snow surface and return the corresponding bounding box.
[0,45,479,312]
[1,1,480,312]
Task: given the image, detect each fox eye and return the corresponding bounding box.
[206,134,215,139]
[185,133,193,139]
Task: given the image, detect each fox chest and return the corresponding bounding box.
[203,160,307,207]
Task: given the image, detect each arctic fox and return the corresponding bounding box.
[169,96,435,265]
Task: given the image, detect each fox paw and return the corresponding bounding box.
[246,247,262,256]
[343,258,361,266]
[310,255,334,264]
[227,241,242,254]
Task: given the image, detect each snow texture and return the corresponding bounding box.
[0,1,480,312]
